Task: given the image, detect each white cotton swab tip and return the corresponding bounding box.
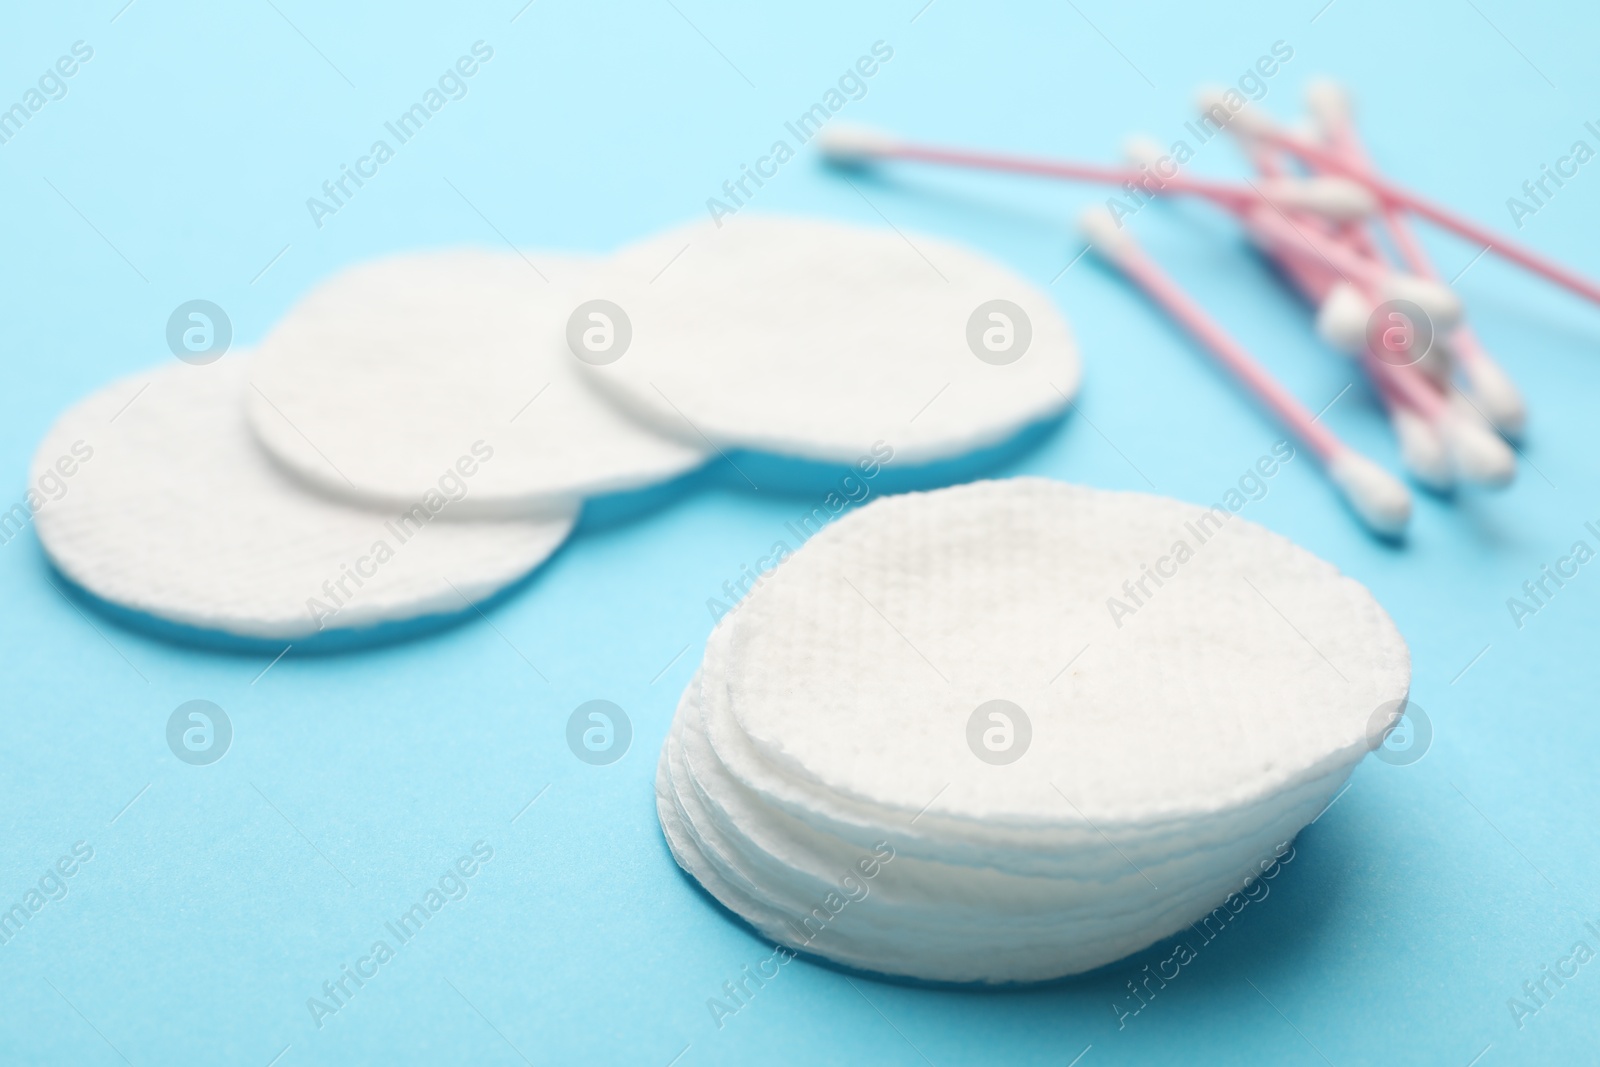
[1122,134,1166,172]
[1415,333,1455,387]
[1193,85,1231,119]
[1441,408,1517,487]
[1288,117,1322,143]
[1305,78,1353,131]
[1379,275,1465,331]
[1315,283,1370,355]
[1392,407,1454,491]
[1193,86,1276,138]
[1328,450,1413,537]
[1258,177,1376,221]
[814,123,901,164]
[1078,205,1137,264]
[1460,350,1528,439]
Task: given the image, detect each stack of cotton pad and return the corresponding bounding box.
[657,478,1409,983]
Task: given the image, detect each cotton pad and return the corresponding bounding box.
[246,250,709,517]
[657,478,1409,983]
[32,357,574,641]
[577,215,1080,467]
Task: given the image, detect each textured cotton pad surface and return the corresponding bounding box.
[722,478,1407,829]
[656,478,1409,983]
[33,357,574,640]
[702,613,1350,880]
[578,215,1080,465]
[247,250,708,516]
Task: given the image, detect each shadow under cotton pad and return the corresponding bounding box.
[32,356,574,642]
[578,214,1081,467]
[246,249,709,518]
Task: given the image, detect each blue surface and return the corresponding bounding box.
[3,1,1599,1063]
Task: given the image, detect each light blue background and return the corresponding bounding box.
[3,1,1599,1063]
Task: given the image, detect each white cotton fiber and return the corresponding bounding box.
[32,357,574,640]
[656,478,1409,983]
[577,215,1080,466]
[247,250,709,517]
[719,480,1405,831]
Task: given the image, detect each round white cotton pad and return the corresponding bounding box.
[698,622,1348,882]
[724,479,1407,831]
[33,357,574,641]
[698,600,1341,881]
[576,215,1080,466]
[247,250,709,517]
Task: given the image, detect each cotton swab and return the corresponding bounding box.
[1314,283,1371,353]
[1372,356,1516,487]
[1078,206,1412,536]
[1302,79,1527,438]
[1196,88,1600,311]
[837,120,1456,329]
[1389,405,1455,492]
[1122,133,1375,230]
[1451,344,1526,438]
[816,124,1378,223]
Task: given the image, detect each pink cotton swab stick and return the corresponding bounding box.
[1197,89,1600,311]
[1123,134,1400,365]
[1238,204,1465,329]
[1303,79,1527,438]
[1118,135,1465,330]
[1077,206,1412,536]
[1122,135,1406,369]
[816,124,1378,223]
